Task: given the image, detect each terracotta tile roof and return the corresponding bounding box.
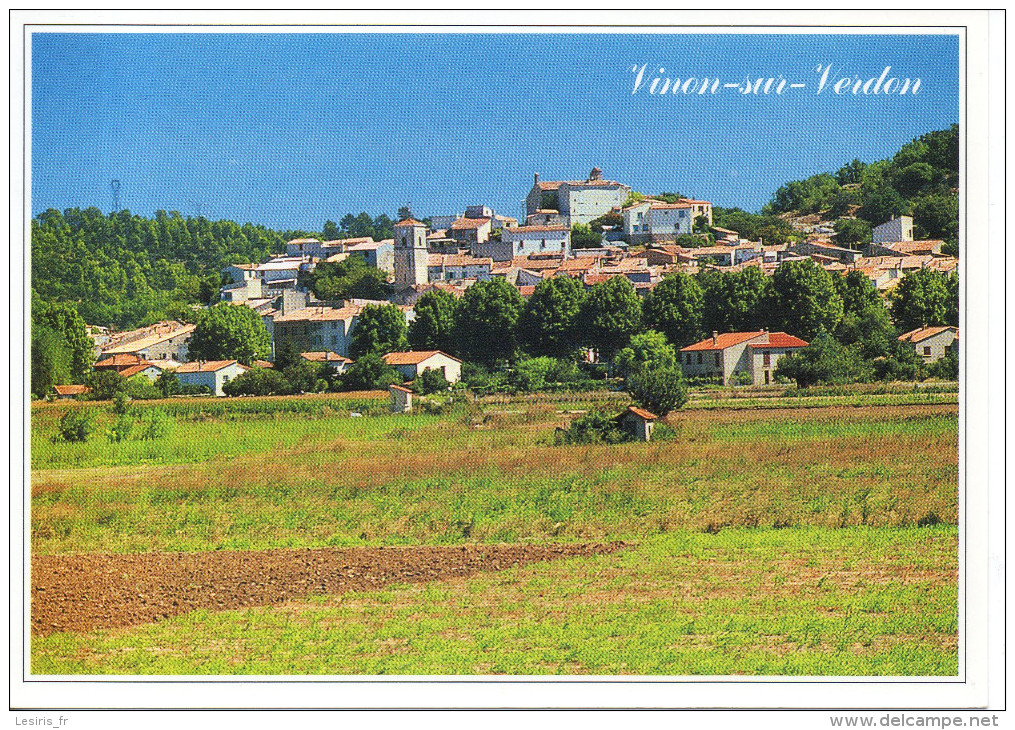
[286,238,320,245]
[429,253,494,267]
[119,363,163,379]
[622,405,657,421]
[383,350,461,366]
[748,333,809,349]
[273,305,361,323]
[301,351,354,364]
[174,360,246,373]
[517,285,536,297]
[53,384,91,396]
[682,331,767,352]
[450,217,491,230]
[253,360,275,369]
[94,353,147,368]
[511,255,563,270]
[878,240,943,253]
[389,384,414,394]
[506,225,570,234]
[102,322,195,355]
[898,326,958,344]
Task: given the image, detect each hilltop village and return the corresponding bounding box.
[66,166,959,401]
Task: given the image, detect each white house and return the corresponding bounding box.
[622,197,712,244]
[872,215,914,245]
[898,326,958,362]
[272,304,363,358]
[428,253,494,282]
[174,360,249,397]
[680,330,809,386]
[494,225,571,260]
[526,168,631,225]
[382,350,463,384]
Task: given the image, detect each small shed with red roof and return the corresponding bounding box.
[616,405,658,442]
[389,384,414,413]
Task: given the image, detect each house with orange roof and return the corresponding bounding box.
[680,330,809,386]
[174,360,249,397]
[898,326,958,363]
[52,384,92,400]
[382,350,462,384]
[449,216,493,246]
[300,351,354,374]
[427,253,494,282]
[272,304,365,358]
[100,321,195,363]
[476,225,571,261]
[616,405,657,442]
[525,168,631,225]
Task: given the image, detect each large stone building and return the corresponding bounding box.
[475,225,571,261]
[680,330,808,386]
[872,215,915,245]
[525,168,631,226]
[393,218,430,290]
[99,321,195,363]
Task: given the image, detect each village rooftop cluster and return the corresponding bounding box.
[74,167,959,399]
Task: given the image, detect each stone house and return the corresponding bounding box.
[616,406,657,442]
[174,360,249,397]
[382,350,463,384]
[680,330,809,386]
[898,326,958,362]
[525,168,631,226]
[389,384,414,413]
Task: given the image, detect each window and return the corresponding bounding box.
[763,351,771,367]
[923,346,932,356]
[714,353,721,368]
[697,353,703,365]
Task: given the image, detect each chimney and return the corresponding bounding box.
[712,331,719,346]
[534,172,540,185]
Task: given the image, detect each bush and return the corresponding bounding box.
[416,367,451,395]
[555,410,629,445]
[625,367,688,416]
[57,409,95,442]
[122,374,161,400]
[107,414,134,443]
[87,370,125,401]
[774,331,874,387]
[340,353,402,392]
[223,366,290,397]
[136,409,174,440]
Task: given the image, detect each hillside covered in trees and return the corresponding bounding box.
[763,125,959,252]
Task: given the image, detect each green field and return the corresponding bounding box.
[30,392,959,675]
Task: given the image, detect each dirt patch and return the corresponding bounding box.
[31,542,626,636]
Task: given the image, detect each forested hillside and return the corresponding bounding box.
[763,125,959,251]
[30,208,312,330]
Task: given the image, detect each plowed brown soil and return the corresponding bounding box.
[32,542,626,636]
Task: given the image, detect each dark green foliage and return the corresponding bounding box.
[578,277,643,358]
[926,349,959,380]
[57,409,96,442]
[86,370,126,401]
[889,269,955,332]
[455,278,524,365]
[765,173,841,216]
[539,191,558,210]
[835,303,897,360]
[765,260,844,340]
[698,267,769,335]
[122,374,161,401]
[460,362,511,394]
[273,340,302,372]
[571,223,603,249]
[834,270,882,318]
[835,158,867,186]
[508,356,590,393]
[416,367,451,395]
[31,326,73,399]
[710,208,795,244]
[283,360,327,394]
[625,367,688,416]
[613,331,678,379]
[154,371,182,397]
[673,234,713,247]
[871,340,927,382]
[322,220,340,240]
[189,303,271,365]
[832,218,872,248]
[222,366,290,397]
[408,289,461,354]
[340,353,402,391]
[349,304,409,359]
[308,256,392,301]
[774,332,873,387]
[517,276,586,358]
[337,212,395,241]
[107,414,135,443]
[588,211,622,233]
[555,410,629,446]
[642,273,704,348]
[31,207,306,330]
[31,297,94,397]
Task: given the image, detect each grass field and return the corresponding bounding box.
[29,392,959,675]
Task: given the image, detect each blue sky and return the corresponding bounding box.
[31,32,959,230]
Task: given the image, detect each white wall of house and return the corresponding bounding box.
[176,362,247,397]
[392,353,462,384]
[873,215,914,244]
[558,184,629,225]
[909,329,958,362]
[500,228,571,258]
[136,334,192,362]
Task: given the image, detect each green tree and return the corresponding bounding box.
[625,367,688,416]
[408,289,460,354]
[222,366,289,397]
[588,211,622,233]
[613,330,678,378]
[283,359,327,394]
[455,278,524,365]
[86,370,126,400]
[31,326,72,398]
[310,257,392,301]
[889,268,952,332]
[642,273,704,348]
[578,276,643,359]
[341,353,402,391]
[273,340,303,371]
[570,223,602,249]
[32,297,93,381]
[765,260,844,340]
[835,158,867,185]
[122,374,161,400]
[516,276,586,358]
[416,367,451,395]
[154,370,182,397]
[322,220,340,240]
[832,218,872,248]
[699,267,769,334]
[349,303,409,358]
[834,303,897,360]
[774,331,873,387]
[189,303,271,365]
[833,270,881,317]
